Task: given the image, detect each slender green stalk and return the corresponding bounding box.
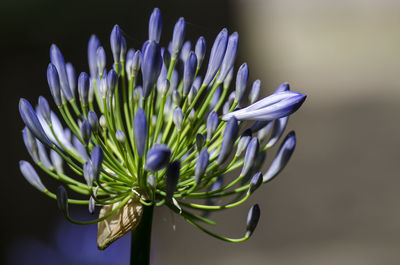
[130,205,154,265]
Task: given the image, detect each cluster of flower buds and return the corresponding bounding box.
[19,8,306,248]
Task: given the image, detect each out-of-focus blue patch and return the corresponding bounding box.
[6,217,130,265]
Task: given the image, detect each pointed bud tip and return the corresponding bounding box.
[246,204,260,236]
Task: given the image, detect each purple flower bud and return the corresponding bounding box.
[80,120,91,145]
[142,40,150,54]
[241,137,259,176]
[165,160,180,200]
[133,86,143,102]
[96,46,106,76]
[202,29,228,87]
[145,144,171,172]
[222,101,231,116]
[115,130,126,145]
[173,107,183,130]
[250,151,267,180]
[134,108,147,157]
[120,35,127,62]
[172,89,181,105]
[223,91,306,121]
[37,141,52,169]
[257,121,273,142]
[217,117,239,164]
[171,17,186,56]
[266,117,288,148]
[196,133,205,151]
[180,41,191,62]
[50,44,73,100]
[97,76,106,98]
[56,185,69,217]
[162,48,171,68]
[183,52,197,95]
[88,79,95,103]
[228,90,236,105]
[126,49,135,79]
[246,204,260,236]
[209,88,221,113]
[22,128,39,163]
[235,63,249,103]
[195,36,206,69]
[274,82,290,93]
[264,131,296,183]
[99,115,106,129]
[188,109,196,122]
[223,67,234,89]
[78,72,90,106]
[83,161,94,187]
[38,96,51,125]
[91,146,104,180]
[89,196,95,214]
[170,70,179,91]
[206,111,219,140]
[148,8,162,43]
[63,128,71,142]
[126,48,135,66]
[193,76,202,89]
[206,176,223,206]
[158,78,170,96]
[110,25,122,63]
[195,148,209,184]
[66,62,76,96]
[88,35,100,78]
[19,160,46,192]
[217,32,238,83]
[49,150,63,174]
[132,50,142,72]
[87,110,99,132]
[249,80,261,104]
[248,172,263,194]
[47,63,62,106]
[142,41,162,98]
[19,98,52,146]
[157,64,167,88]
[236,129,252,156]
[250,120,271,133]
[188,86,197,104]
[72,136,89,161]
[107,69,118,95]
[147,174,157,190]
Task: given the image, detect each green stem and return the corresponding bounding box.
[130,205,154,265]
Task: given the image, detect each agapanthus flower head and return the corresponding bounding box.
[18,7,306,249]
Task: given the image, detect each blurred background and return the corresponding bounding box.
[1,0,400,264]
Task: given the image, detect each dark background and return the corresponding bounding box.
[2,0,400,264]
[0,0,233,263]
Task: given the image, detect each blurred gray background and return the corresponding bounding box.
[1,0,400,264]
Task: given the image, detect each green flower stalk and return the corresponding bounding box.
[18,7,306,265]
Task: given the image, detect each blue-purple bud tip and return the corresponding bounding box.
[246,204,260,236]
[134,108,148,157]
[19,98,52,146]
[202,28,228,87]
[195,148,209,184]
[165,160,180,200]
[56,185,69,217]
[149,8,162,43]
[248,172,263,194]
[145,144,171,172]
[19,160,46,192]
[263,131,296,183]
[217,117,239,164]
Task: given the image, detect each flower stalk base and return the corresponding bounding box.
[130,205,154,265]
